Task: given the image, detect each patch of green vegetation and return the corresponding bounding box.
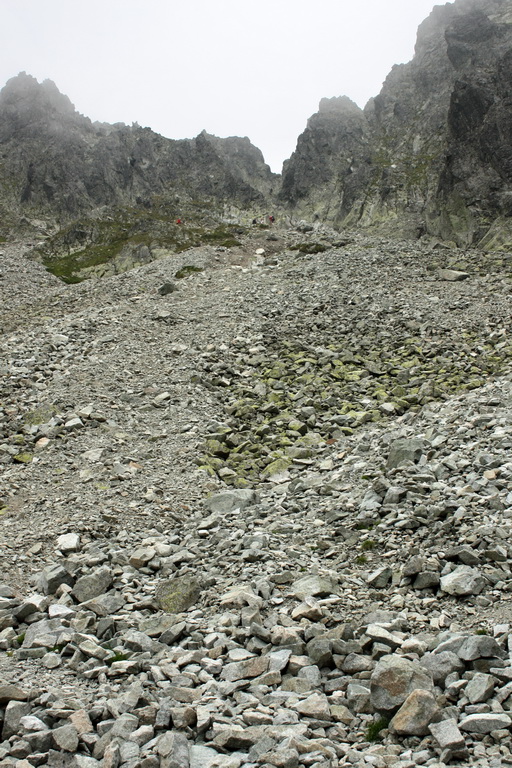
[200,226,241,248]
[24,405,57,426]
[366,717,389,742]
[38,201,246,283]
[475,628,489,635]
[106,651,130,665]
[361,540,376,551]
[355,521,375,531]
[175,265,204,279]
[290,242,327,254]
[355,555,368,565]
[50,643,66,653]
[43,239,128,283]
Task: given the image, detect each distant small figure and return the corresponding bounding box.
[176,218,182,224]
[269,215,275,224]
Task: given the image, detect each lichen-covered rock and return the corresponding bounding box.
[155,577,201,614]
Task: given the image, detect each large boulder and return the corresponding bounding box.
[389,689,440,736]
[204,489,258,515]
[370,655,434,715]
[440,565,486,596]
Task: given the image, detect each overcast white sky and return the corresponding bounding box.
[1,0,453,172]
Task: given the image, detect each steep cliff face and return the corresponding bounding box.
[439,0,512,247]
[0,73,276,225]
[279,96,369,223]
[280,0,512,247]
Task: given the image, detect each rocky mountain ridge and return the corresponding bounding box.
[0,73,276,228]
[2,0,512,257]
[280,0,512,249]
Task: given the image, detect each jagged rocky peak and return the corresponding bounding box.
[0,72,74,114]
[318,95,362,115]
[198,130,276,190]
[279,95,367,219]
[0,73,275,222]
[0,72,92,141]
[280,0,512,249]
[3,0,512,248]
[412,2,457,60]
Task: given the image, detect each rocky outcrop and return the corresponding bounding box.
[280,0,512,248]
[279,96,368,222]
[0,73,276,225]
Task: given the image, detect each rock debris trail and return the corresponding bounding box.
[1,227,512,768]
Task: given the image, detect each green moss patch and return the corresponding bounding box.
[290,242,328,254]
[37,202,246,283]
[195,327,511,487]
[24,405,57,426]
[175,265,204,279]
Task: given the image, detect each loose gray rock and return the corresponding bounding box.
[291,574,338,599]
[389,689,440,736]
[367,566,392,588]
[38,563,74,594]
[72,566,113,603]
[156,731,190,768]
[459,713,512,733]
[429,718,468,758]
[440,565,486,596]
[370,655,434,714]
[204,489,257,514]
[438,268,470,281]
[56,532,80,552]
[386,438,425,469]
[0,685,28,704]
[457,634,505,661]
[465,672,495,703]
[420,651,464,686]
[51,724,79,752]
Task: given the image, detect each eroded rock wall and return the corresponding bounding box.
[0,73,276,224]
[280,0,512,248]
